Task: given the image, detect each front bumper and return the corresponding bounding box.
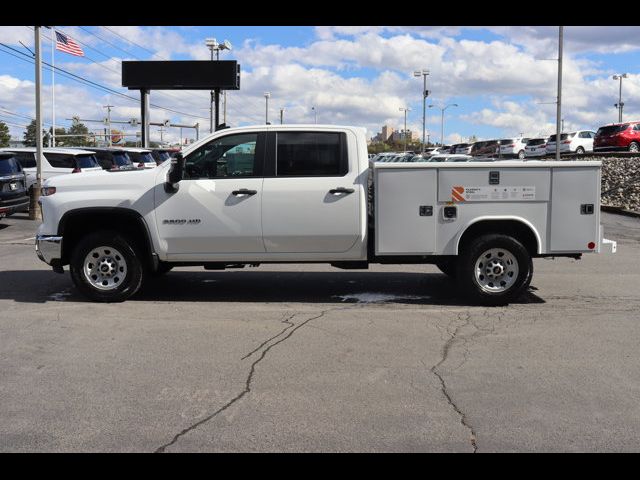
[0,196,29,217]
[35,235,63,265]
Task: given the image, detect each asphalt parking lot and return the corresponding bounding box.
[0,211,639,452]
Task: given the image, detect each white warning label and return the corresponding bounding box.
[452,186,536,202]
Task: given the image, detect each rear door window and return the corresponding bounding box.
[275,131,347,176]
[43,153,75,168]
[15,152,36,168]
[75,154,99,168]
[0,156,22,175]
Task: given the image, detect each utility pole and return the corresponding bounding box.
[555,26,563,162]
[158,126,165,144]
[264,92,270,124]
[280,108,284,124]
[104,105,113,147]
[312,106,317,124]
[399,107,411,152]
[30,26,43,220]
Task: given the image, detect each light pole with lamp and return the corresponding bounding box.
[311,106,317,124]
[612,73,628,123]
[399,107,411,152]
[413,69,430,154]
[429,103,458,146]
[206,38,232,132]
[264,92,270,124]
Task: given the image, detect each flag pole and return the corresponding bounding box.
[51,27,55,147]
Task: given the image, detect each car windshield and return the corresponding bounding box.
[75,154,99,169]
[597,124,629,136]
[0,156,22,175]
[526,138,546,146]
[128,151,154,163]
[548,133,574,141]
[500,139,515,144]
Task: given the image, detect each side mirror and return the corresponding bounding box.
[165,152,185,193]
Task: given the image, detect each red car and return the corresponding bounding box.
[594,122,640,152]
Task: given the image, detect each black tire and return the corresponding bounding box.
[69,230,144,302]
[576,146,585,155]
[517,150,525,159]
[629,142,639,153]
[456,234,533,306]
[150,262,173,277]
[436,260,457,278]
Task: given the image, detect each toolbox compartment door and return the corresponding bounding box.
[375,167,437,255]
[550,167,600,252]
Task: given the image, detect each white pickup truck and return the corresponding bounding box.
[35,125,616,304]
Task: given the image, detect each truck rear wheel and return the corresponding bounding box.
[69,230,144,302]
[456,234,532,306]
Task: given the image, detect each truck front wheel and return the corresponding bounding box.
[69,230,144,302]
[457,234,532,306]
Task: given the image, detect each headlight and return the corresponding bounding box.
[41,186,56,196]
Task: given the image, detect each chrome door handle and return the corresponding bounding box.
[231,189,257,196]
[329,187,355,195]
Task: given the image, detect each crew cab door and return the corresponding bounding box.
[261,130,361,253]
[154,131,265,257]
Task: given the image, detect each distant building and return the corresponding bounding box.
[391,129,419,142]
[373,124,395,142]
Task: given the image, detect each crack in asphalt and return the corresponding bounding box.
[154,305,354,453]
[240,312,298,361]
[430,312,478,453]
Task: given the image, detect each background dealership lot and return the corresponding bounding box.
[1,211,639,452]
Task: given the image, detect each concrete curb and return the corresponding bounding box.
[601,205,640,218]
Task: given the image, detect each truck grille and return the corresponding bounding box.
[1,180,23,192]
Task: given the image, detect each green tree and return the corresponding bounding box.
[47,126,67,147]
[64,117,90,147]
[0,121,10,147]
[23,119,48,147]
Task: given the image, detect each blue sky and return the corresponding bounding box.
[0,26,638,145]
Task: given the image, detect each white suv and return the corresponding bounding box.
[499,137,530,159]
[546,131,595,155]
[524,137,549,158]
[0,147,102,193]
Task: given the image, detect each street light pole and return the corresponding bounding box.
[311,106,317,124]
[30,26,43,220]
[280,108,284,124]
[430,103,458,146]
[399,107,411,152]
[414,69,430,154]
[613,73,628,123]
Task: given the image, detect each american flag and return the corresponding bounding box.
[55,31,84,57]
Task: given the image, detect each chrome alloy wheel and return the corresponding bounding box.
[83,246,128,291]
[474,248,519,293]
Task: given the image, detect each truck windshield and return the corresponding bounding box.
[112,153,132,167]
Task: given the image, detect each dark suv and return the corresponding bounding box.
[81,147,136,171]
[0,152,29,219]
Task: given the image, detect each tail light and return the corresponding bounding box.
[71,167,81,173]
[562,140,571,144]
[138,162,145,168]
[506,144,515,147]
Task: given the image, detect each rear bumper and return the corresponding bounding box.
[35,235,63,265]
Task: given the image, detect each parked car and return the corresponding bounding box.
[546,131,595,155]
[470,140,499,158]
[499,137,530,159]
[594,122,640,153]
[0,152,30,218]
[0,148,102,191]
[118,147,157,169]
[81,147,136,171]
[150,148,175,165]
[524,137,549,158]
[451,143,472,154]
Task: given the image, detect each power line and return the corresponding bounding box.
[0,42,209,121]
